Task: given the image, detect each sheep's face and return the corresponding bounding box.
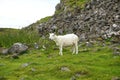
[49,33,55,40]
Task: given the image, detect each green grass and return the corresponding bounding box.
[55,0,90,15]
[0,0,120,79]
[0,29,40,48]
[0,43,120,80]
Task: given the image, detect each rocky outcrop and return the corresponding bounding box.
[8,43,28,54]
[37,0,120,42]
[0,43,28,55]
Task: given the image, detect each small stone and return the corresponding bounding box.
[113,24,117,27]
[113,47,120,56]
[34,43,39,49]
[2,49,9,55]
[11,54,19,59]
[21,63,29,68]
[113,52,120,56]
[70,76,76,80]
[42,45,46,49]
[0,76,7,80]
[111,77,120,80]
[20,77,25,80]
[61,66,71,72]
[86,42,93,47]
[0,63,5,66]
[31,68,36,72]
[75,73,81,77]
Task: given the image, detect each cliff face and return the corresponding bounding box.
[37,0,120,42]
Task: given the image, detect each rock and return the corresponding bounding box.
[42,45,46,49]
[0,63,5,66]
[31,68,36,72]
[86,42,93,47]
[111,77,120,80]
[47,54,53,59]
[36,0,120,43]
[70,76,76,80]
[51,25,58,31]
[34,43,39,49]
[55,3,62,11]
[75,72,81,77]
[11,54,19,59]
[8,43,28,54]
[20,77,25,80]
[0,76,7,80]
[113,47,120,56]
[113,52,120,56]
[1,49,9,55]
[113,24,118,28]
[60,66,71,72]
[21,63,29,68]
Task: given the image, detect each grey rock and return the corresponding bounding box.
[75,73,81,77]
[61,66,71,72]
[11,54,19,59]
[55,3,62,11]
[36,0,120,43]
[31,68,36,72]
[20,77,25,80]
[86,42,93,47]
[8,43,28,54]
[113,47,120,56]
[70,76,76,80]
[0,63,5,66]
[113,52,120,56]
[0,76,7,80]
[113,24,118,28]
[34,43,39,49]
[21,63,29,68]
[1,49,9,55]
[111,77,120,80]
[113,47,120,52]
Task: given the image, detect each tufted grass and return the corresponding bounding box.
[0,29,40,48]
[0,42,120,80]
[55,0,90,15]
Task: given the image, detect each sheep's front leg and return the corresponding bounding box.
[59,45,63,56]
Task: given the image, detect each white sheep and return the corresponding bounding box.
[49,33,79,55]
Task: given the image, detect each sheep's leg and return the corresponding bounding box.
[72,45,75,54]
[75,42,78,54]
[59,45,63,56]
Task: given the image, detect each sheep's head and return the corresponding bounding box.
[49,33,56,40]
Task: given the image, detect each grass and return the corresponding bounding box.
[55,0,90,15]
[0,29,40,48]
[0,42,120,80]
[0,0,119,79]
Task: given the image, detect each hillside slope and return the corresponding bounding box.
[37,0,120,42]
[0,44,120,80]
[0,0,120,80]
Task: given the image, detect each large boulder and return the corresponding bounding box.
[8,43,28,54]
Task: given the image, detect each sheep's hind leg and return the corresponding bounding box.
[75,43,78,54]
[59,45,63,56]
[72,46,75,54]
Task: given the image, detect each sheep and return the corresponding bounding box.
[49,33,79,55]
